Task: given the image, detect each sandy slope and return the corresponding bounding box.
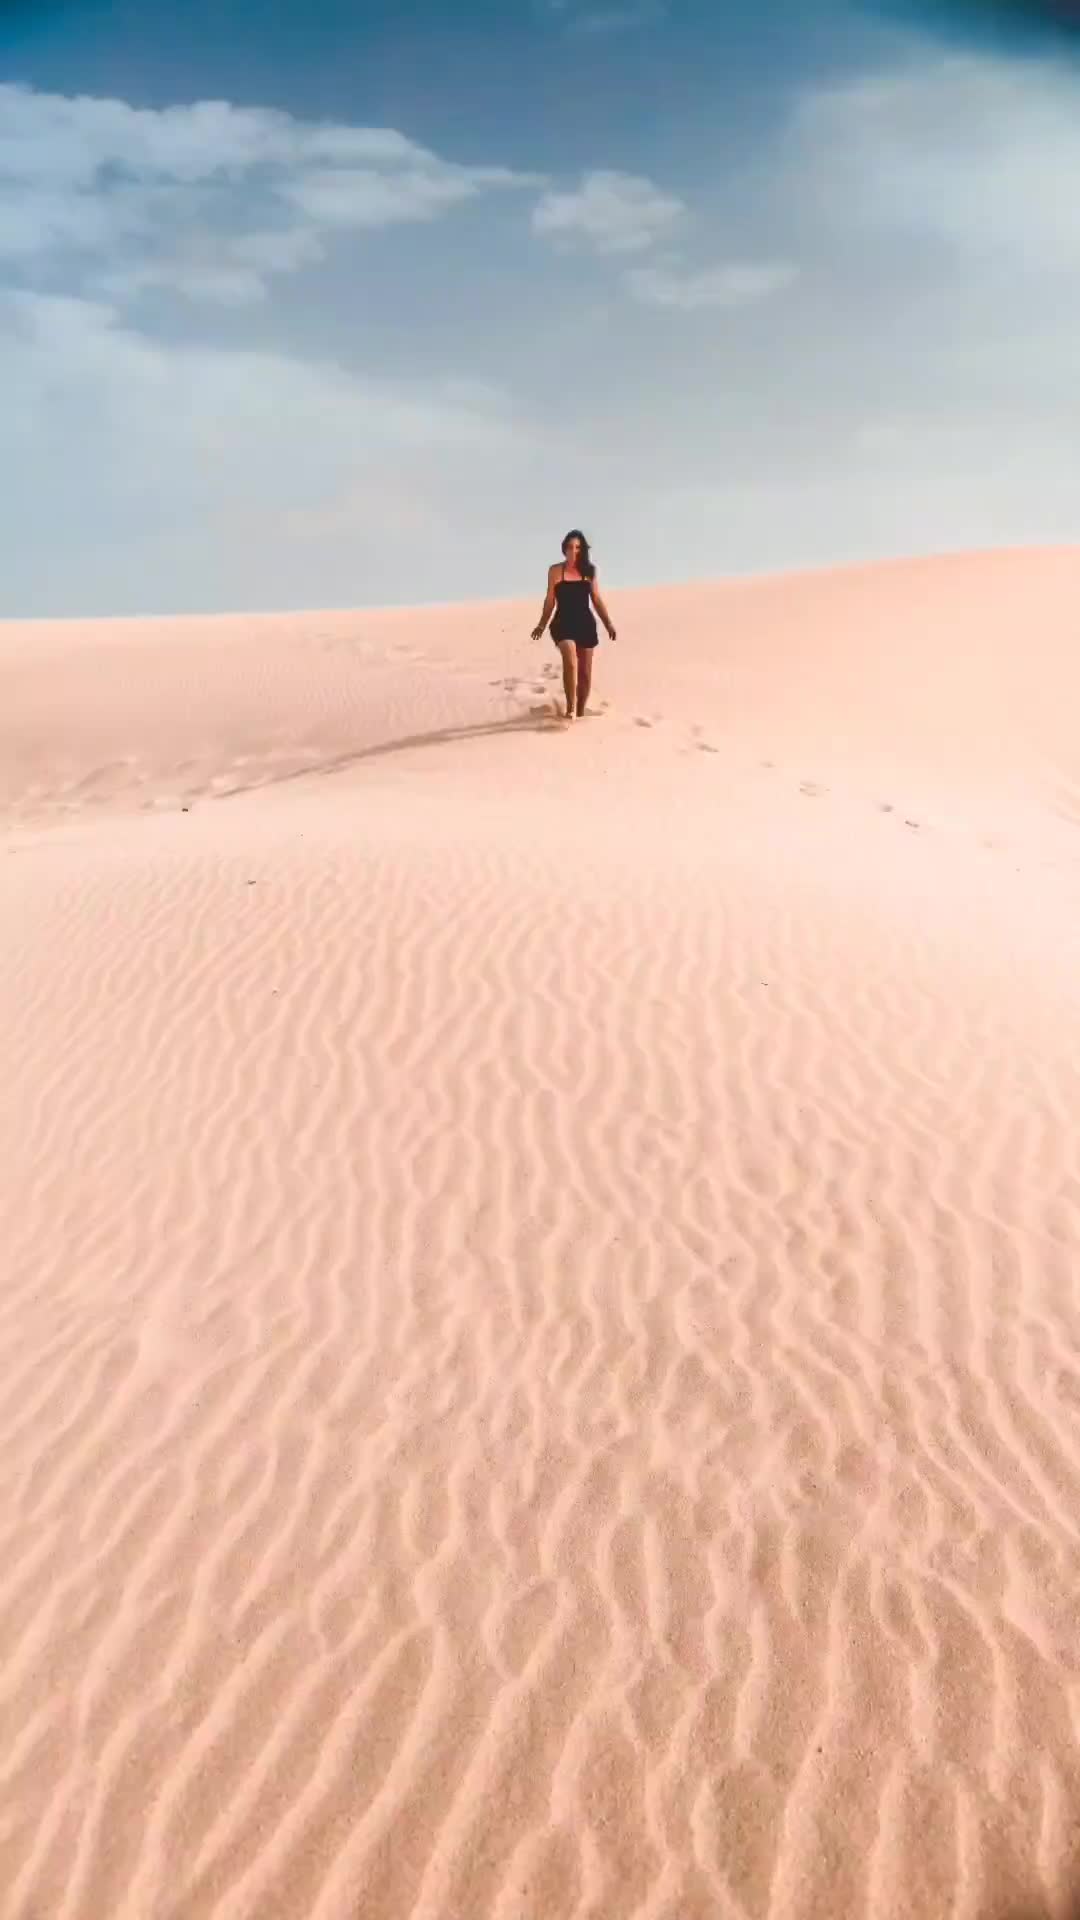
[2,548,1080,1920]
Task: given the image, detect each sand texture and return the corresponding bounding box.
[3,548,1080,1919]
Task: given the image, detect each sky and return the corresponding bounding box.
[2,0,1080,614]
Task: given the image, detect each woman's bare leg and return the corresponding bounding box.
[557,641,577,720]
[576,646,594,717]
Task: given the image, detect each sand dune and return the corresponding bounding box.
[3,548,1080,1919]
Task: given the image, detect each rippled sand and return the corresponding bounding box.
[3,549,1080,1919]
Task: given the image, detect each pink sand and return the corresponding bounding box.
[3,548,1080,1918]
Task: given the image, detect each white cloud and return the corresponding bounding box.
[0,186,141,260]
[0,86,467,187]
[0,83,540,305]
[626,260,797,310]
[97,228,328,306]
[533,169,685,253]
[0,289,521,609]
[789,49,1080,271]
[280,166,480,228]
[1,290,511,458]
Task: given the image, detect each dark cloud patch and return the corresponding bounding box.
[864,0,1080,52]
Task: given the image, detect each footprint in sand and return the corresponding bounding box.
[880,802,924,831]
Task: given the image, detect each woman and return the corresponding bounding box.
[531,530,616,721]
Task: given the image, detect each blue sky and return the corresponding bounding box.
[3,0,1079,614]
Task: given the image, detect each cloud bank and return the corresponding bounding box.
[0,83,542,304]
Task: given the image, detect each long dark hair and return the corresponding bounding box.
[561,528,595,579]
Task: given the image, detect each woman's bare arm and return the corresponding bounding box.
[531,564,559,639]
[590,575,616,639]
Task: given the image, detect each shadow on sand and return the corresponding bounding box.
[214,706,563,802]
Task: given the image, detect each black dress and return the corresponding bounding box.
[551,570,599,648]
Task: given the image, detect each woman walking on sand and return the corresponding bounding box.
[531,530,616,721]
